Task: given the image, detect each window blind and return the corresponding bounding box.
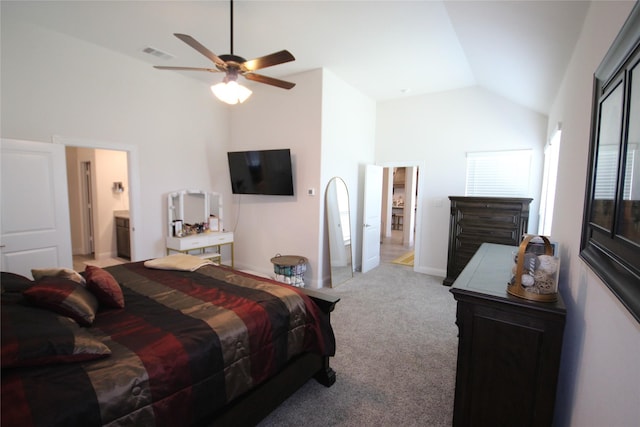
[595,144,635,200]
[465,149,532,197]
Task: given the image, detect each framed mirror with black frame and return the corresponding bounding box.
[580,2,640,323]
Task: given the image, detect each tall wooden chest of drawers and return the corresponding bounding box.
[443,196,532,286]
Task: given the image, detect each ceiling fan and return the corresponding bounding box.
[154,0,295,104]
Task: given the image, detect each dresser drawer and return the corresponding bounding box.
[453,199,530,212]
[209,232,233,245]
[166,232,234,251]
[166,236,207,251]
[457,209,521,228]
[457,225,520,243]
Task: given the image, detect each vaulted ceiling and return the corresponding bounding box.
[4,0,597,115]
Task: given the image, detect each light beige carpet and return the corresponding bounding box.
[259,263,457,426]
[391,251,414,266]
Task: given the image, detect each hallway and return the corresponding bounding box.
[380,229,413,264]
[73,254,127,272]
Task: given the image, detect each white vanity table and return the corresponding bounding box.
[166,232,234,267]
[165,190,234,268]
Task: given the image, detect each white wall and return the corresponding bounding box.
[1,10,376,288]
[376,87,547,277]
[227,68,375,287]
[1,16,230,261]
[228,69,323,284]
[320,69,376,279]
[547,2,640,426]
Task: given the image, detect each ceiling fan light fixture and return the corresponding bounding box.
[154,0,295,102]
[211,79,252,105]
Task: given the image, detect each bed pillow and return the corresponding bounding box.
[144,253,213,271]
[1,271,34,293]
[1,304,110,368]
[84,265,125,309]
[23,277,99,326]
[31,267,86,285]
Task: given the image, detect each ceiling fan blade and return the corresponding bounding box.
[173,33,227,69]
[154,66,221,73]
[244,73,296,90]
[241,50,295,72]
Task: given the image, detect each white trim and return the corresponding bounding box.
[52,135,141,262]
[414,266,446,278]
[378,160,425,274]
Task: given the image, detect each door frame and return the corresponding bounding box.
[52,135,141,262]
[80,161,95,254]
[379,161,424,272]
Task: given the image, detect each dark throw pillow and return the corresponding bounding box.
[23,277,99,326]
[1,304,111,368]
[1,271,34,293]
[31,267,86,285]
[84,265,125,309]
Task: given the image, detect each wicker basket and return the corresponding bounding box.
[507,234,559,302]
[270,254,308,287]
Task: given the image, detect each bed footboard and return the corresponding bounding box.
[302,288,339,387]
[202,288,339,426]
[301,288,340,315]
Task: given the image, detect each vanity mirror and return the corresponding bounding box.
[167,190,223,236]
[326,177,353,286]
[165,190,234,267]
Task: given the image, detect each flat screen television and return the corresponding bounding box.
[227,149,294,196]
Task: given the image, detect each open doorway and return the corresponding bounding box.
[380,165,419,266]
[62,141,135,271]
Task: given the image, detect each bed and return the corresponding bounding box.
[1,257,338,427]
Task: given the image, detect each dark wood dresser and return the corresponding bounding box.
[443,196,532,286]
[450,243,565,427]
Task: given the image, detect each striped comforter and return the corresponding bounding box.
[1,262,335,427]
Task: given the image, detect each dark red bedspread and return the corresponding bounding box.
[1,262,335,427]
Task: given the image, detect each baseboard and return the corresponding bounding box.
[414,265,446,279]
[235,262,322,289]
[238,269,271,279]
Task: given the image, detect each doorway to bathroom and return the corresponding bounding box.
[66,145,132,271]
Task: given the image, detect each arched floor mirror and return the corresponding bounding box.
[326,177,353,286]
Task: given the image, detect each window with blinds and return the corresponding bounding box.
[595,144,636,200]
[465,149,533,197]
[539,129,562,236]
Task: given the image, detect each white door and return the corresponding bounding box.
[361,164,383,273]
[1,139,73,278]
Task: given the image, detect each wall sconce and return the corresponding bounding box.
[113,182,125,193]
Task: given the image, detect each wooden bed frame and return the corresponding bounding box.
[204,288,340,426]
